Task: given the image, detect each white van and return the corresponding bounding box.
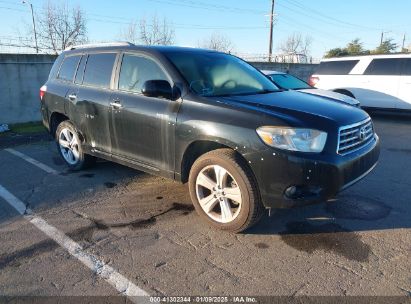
[309,54,411,110]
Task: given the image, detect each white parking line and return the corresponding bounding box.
[0,184,149,300]
[4,148,59,175]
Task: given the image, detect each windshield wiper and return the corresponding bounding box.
[211,89,282,97]
[293,87,312,90]
[254,89,282,95]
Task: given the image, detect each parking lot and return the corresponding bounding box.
[0,114,410,299]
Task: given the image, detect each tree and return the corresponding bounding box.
[346,38,369,55]
[324,39,370,58]
[278,33,312,56]
[200,32,234,53]
[35,1,87,54]
[120,21,139,44]
[324,47,349,58]
[139,15,175,46]
[373,38,398,54]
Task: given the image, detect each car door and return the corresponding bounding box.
[48,54,81,121]
[68,52,118,155]
[358,58,402,109]
[109,52,177,175]
[398,58,411,110]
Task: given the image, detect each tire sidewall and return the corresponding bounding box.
[189,153,253,232]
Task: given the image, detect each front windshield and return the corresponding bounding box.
[165,51,280,97]
[268,73,312,90]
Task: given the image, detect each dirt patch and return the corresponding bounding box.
[104,182,117,188]
[255,242,270,249]
[0,239,57,270]
[80,173,95,178]
[0,132,51,149]
[74,202,194,233]
[280,221,371,262]
[326,195,391,221]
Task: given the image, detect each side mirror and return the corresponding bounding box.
[141,80,173,100]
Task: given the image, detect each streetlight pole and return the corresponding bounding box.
[22,1,38,54]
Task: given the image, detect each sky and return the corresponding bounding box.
[0,0,410,59]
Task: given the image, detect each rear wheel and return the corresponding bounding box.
[55,120,95,170]
[189,149,264,233]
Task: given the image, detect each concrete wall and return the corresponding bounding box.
[249,62,319,81]
[0,54,56,124]
[0,54,319,124]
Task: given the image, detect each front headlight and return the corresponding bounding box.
[256,127,327,152]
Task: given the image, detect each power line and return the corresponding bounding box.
[283,0,380,31]
[145,0,266,15]
[0,6,267,31]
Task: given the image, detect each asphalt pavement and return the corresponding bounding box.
[0,115,410,300]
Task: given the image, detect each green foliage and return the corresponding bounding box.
[324,48,348,58]
[10,122,45,134]
[324,39,369,58]
[324,38,401,58]
[372,39,398,54]
[346,39,369,55]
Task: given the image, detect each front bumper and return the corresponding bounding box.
[247,134,380,208]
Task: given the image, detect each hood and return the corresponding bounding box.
[298,88,360,106]
[216,90,368,126]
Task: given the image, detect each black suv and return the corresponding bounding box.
[40,42,380,232]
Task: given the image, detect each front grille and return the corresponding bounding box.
[337,118,374,155]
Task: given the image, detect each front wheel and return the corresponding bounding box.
[55,120,95,170]
[188,149,264,233]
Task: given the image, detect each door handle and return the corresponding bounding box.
[110,100,123,109]
[68,94,77,101]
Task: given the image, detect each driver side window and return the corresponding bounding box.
[118,54,168,93]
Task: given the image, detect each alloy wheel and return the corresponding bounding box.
[58,128,80,165]
[195,165,242,223]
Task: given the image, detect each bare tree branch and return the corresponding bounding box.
[137,15,175,46]
[200,32,235,53]
[120,21,139,44]
[32,1,88,54]
[279,32,312,56]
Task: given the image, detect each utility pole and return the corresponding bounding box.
[380,30,392,47]
[268,0,275,62]
[22,1,38,54]
[402,33,406,51]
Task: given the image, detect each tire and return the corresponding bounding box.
[55,120,95,171]
[188,148,264,233]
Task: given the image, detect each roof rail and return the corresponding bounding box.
[65,42,135,51]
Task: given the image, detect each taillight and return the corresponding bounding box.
[308,76,319,87]
[40,85,47,101]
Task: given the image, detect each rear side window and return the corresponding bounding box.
[49,55,64,80]
[364,58,402,75]
[83,53,116,88]
[402,59,411,75]
[74,55,87,84]
[315,60,359,75]
[118,54,168,93]
[57,55,81,82]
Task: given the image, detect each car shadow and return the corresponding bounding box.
[244,191,410,262]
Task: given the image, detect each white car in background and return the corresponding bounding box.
[262,70,360,107]
[309,54,411,110]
